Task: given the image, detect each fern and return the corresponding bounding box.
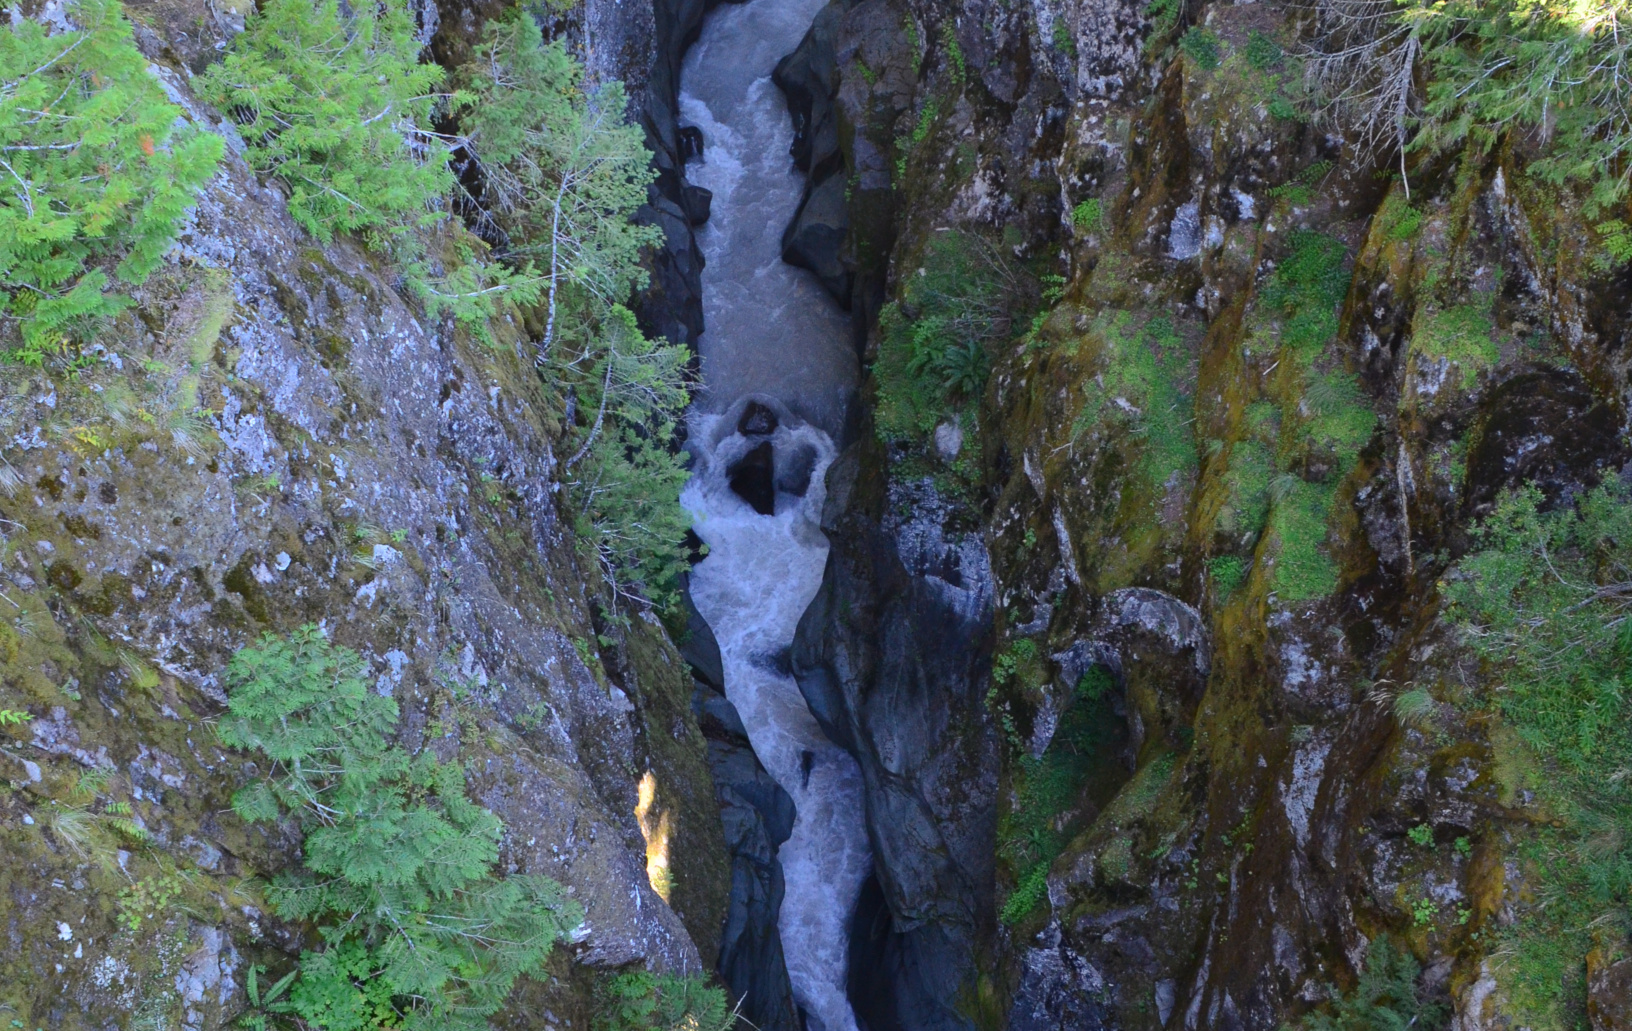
[0,0,222,362]
[220,627,581,1031]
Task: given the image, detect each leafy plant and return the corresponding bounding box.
[1444,482,1632,1026]
[116,870,189,932]
[875,231,1026,440]
[1246,30,1283,69]
[1209,554,1248,597]
[597,971,737,1031]
[219,626,581,1031]
[1407,823,1433,847]
[1072,198,1104,232]
[1290,937,1447,1030]
[0,0,222,363]
[0,709,31,726]
[1180,27,1222,69]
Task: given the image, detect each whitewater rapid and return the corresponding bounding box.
[683,402,870,1031]
[678,0,869,1024]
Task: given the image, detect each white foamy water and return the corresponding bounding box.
[678,0,869,1025]
[684,402,871,1031]
[679,0,858,439]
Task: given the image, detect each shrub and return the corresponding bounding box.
[1445,482,1632,1026]
[1180,27,1222,69]
[220,626,581,1031]
[598,971,737,1031]
[875,231,1025,440]
[198,0,449,248]
[0,0,222,362]
[1290,937,1447,1031]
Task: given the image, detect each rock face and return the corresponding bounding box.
[0,0,732,1023]
[779,0,1632,1024]
[793,451,999,1030]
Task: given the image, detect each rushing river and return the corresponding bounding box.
[677,2,868,1029]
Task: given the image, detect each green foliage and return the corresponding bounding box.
[1377,193,1424,242]
[1412,301,1496,387]
[998,665,1120,924]
[1407,823,1434,847]
[199,0,447,248]
[1290,937,1447,1031]
[1051,20,1077,57]
[0,0,222,363]
[1071,313,1197,488]
[1446,482,1632,1027]
[116,871,188,932]
[219,627,581,1031]
[0,709,31,725]
[1415,0,1632,217]
[1180,27,1222,70]
[567,310,693,607]
[1209,554,1248,597]
[1218,439,1274,540]
[1072,198,1104,232]
[597,972,737,1031]
[1597,220,1632,269]
[1268,475,1341,602]
[1261,230,1348,352]
[457,16,682,607]
[1246,30,1283,69]
[461,15,660,343]
[941,22,966,84]
[1145,0,1182,45]
[875,232,1024,440]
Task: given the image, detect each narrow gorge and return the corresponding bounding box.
[3,0,1632,1025]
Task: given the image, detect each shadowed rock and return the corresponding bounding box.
[728,440,777,515]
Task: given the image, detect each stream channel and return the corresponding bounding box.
[676,0,868,1027]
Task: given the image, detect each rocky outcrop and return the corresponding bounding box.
[0,4,730,1023]
[792,448,999,1031]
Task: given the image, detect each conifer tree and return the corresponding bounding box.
[0,0,222,362]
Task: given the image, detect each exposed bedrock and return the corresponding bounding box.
[791,447,1000,1031]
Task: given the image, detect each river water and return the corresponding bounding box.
[677,2,869,1029]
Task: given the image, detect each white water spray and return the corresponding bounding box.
[683,402,870,1031]
[678,0,868,1024]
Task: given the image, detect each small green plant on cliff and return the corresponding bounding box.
[1071,198,1104,233]
[998,666,1120,924]
[597,971,737,1031]
[1071,313,1198,489]
[875,231,1026,441]
[1443,482,1632,1027]
[0,0,223,364]
[1412,300,1497,388]
[1288,937,1447,1031]
[219,626,581,1030]
[1180,27,1222,69]
[941,22,966,85]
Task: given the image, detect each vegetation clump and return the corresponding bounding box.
[0,0,222,363]
[998,666,1120,924]
[875,231,1026,441]
[221,627,581,1030]
[1445,482,1632,1027]
[1288,937,1446,1031]
[1070,313,1198,490]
